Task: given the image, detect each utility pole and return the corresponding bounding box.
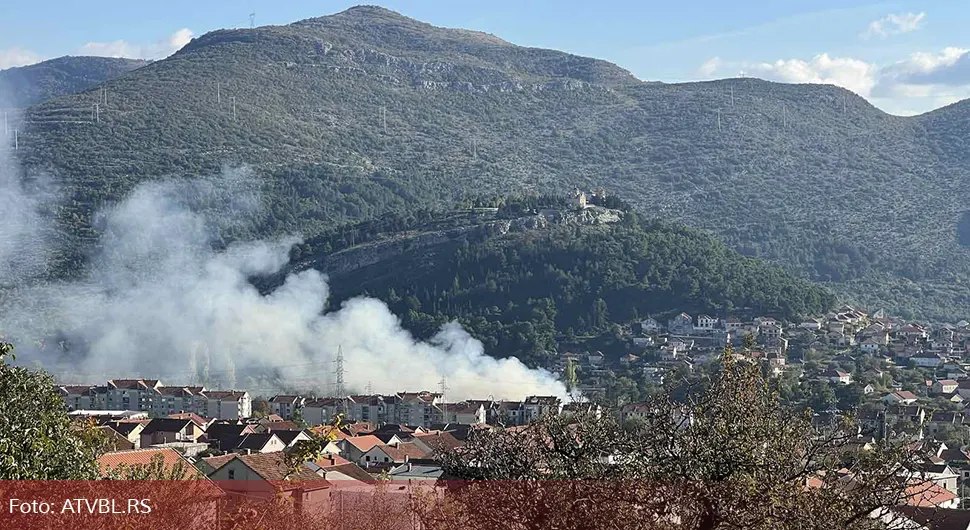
[232,97,237,121]
[14,129,18,150]
[717,108,721,133]
[439,377,449,422]
[217,82,221,105]
[103,87,107,106]
[95,103,100,124]
[333,345,345,398]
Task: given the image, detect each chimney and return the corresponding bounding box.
[407,463,412,472]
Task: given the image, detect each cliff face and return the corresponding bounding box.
[318,206,623,278]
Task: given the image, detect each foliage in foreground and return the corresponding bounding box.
[427,352,925,530]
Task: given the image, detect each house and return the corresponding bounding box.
[139,418,202,447]
[203,422,258,451]
[926,413,969,441]
[696,315,718,330]
[862,384,876,395]
[640,317,662,334]
[632,336,653,348]
[893,506,970,530]
[910,352,945,368]
[95,425,136,451]
[97,447,205,479]
[823,369,852,385]
[859,339,882,354]
[884,391,919,405]
[207,451,332,515]
[310,454,378,485]
[799,319,823,331]
[387,462,445,483]
[723,317,743,331]
[620,403,653,424]
[410,431,463,457]
[885,405,927,428]
[269,395,306,420]
[760,322,783,340]
[337,435,385,463]
[229,433,287,454]
[932,380,959,395]
[523,396,562,421]
[103,420,147,449]
[269,429,312,448]
[668,313,694,335]
[358,442,428,468]
[443,401,487,425]
[587,352,605,367]
[203,391,251,420]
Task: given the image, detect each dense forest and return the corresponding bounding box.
[275,196,836,367]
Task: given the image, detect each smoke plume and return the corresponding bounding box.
[0,155,567,401]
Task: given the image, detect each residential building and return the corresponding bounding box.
[884,391,919,405]
[204,391,251,420]
[932,380,959,395]
[139,418,202,447]
[302,397,345,426]
[269,395,305,420]
[523,396,562,422]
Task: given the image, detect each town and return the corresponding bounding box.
[40,303,970,525]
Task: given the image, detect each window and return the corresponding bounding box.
[366,456,371,461]
[228,469,235,480]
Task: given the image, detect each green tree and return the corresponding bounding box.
[0,342,101,479]
[434,352,921,530]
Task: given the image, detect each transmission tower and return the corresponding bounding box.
[439,376,449,421]
[333,345,346,398]
[249,12,256,28]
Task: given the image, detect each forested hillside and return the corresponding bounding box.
[9,5,970,319]
[275,196,835,365]
[0,56,145,107]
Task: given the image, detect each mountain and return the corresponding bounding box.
[268,195,835,366]
[10,5,970,319]
[0,56,146,107]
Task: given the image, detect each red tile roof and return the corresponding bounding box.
[97,448,203,479]
[413,431,463,453]
[904,481,959,507]
[343,435,384,453]
[381,442,429,462]
[234,452,329,491]
[201,454,237,471]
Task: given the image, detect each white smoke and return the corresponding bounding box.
[0,160,567,401]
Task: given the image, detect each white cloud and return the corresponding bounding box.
[79,28,194,60]
[697,57,721,77]
[862,12,926,39]
[736,45,970,115]
[0,47,43,70]
[750,53,877,97]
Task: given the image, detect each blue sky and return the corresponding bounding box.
[2,1,968,115]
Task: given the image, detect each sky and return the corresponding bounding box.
[1,1,968,115]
